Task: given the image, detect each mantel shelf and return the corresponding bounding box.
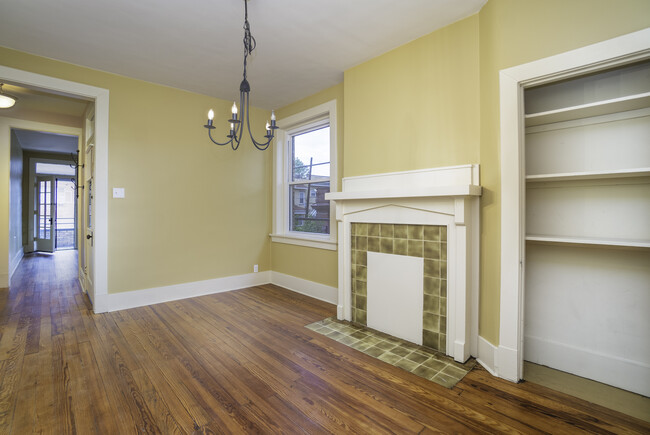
[525,92,650,127]
[326,185,482,201]
[526,235,650,249]
[526,167,650,182]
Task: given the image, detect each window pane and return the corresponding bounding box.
[292,126,330,181]
[36,162,75,176]
[290,182,330,234]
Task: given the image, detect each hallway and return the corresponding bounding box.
[1,252,648,433]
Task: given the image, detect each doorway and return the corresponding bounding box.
[1,64,109,311]
[55,179,76,249]
[31,159,79,253]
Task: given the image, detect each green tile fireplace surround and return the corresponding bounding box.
[351,223,448,352]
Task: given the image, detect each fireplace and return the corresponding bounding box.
[326,165,481,363]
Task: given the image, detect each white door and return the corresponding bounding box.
[83,107,96,301]
[35,175,56,253]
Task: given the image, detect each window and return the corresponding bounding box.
[35,162,75,176]
[272,100,337,250]
[290,125,330,235]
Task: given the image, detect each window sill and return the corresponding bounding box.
[270,233,337,251]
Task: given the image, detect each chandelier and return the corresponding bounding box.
[203,0,277,150]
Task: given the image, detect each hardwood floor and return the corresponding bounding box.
[1,251,648,434]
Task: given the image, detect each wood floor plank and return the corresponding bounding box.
[33,337,55,433]
[10,352,39,434]
[1,251,648,433]
[77,341,121,434]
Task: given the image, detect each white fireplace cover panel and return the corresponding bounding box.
[367,252,424,345]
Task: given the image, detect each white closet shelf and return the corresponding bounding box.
[525,235,650,249]
[525,92,650,127]
[526,167,650,182]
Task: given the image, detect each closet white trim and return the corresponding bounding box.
[498,27,650,383]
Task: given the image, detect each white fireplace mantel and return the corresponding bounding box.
[325,164,481,363]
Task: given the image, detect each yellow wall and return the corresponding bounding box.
[0,46,272,293]
[344,14,480,176]
[270,84,343,288]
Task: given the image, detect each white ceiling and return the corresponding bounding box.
[0,0,487,110]
[12,129,79,154]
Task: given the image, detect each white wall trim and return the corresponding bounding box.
[499,28,650,382]
[78,268,87,295]
[0,65,110,313]
[269,234,337,251]
[525,335,650,397]
[100,271,272,313]
[91,270,337,313]
[9,247,23,281]
[476,336,499,377]
[270,271,338,305]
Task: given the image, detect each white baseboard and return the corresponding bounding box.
[99,270,272,313]
[270,271,338,305]
[78,268,86,293]
[525,335,650,397]
[477,336,499,377]
[9,248,24,282]
[497,344,519,382]
[90,269,337,314]
[476,336,522,382]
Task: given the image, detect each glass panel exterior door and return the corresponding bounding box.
[55,179,76,249]
[35,175,56,252]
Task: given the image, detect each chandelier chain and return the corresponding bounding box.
[242,0,256,81]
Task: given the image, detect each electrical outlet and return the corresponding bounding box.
[253,264,259,273]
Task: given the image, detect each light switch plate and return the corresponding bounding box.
[113,187,125,198]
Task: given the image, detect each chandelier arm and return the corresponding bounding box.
[243,92,272,151]
[207,128,234,147]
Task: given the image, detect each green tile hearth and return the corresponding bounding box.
[350,222,448,353]
[305,317,475,389]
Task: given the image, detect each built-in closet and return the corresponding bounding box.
[523,61,650,397]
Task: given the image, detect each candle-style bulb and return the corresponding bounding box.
[232,102,238,114]
[266,122,270,131]
[208,109,214,120]
[271,110,276,121]
[230,123,234,130]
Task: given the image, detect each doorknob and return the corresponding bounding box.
[86,234,93,240]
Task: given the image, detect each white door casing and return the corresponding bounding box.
[498,27,650,382]
[0,65,109,312]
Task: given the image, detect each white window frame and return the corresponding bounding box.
[271,100,337,250]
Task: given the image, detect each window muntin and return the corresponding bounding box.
[288,125,330,235]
